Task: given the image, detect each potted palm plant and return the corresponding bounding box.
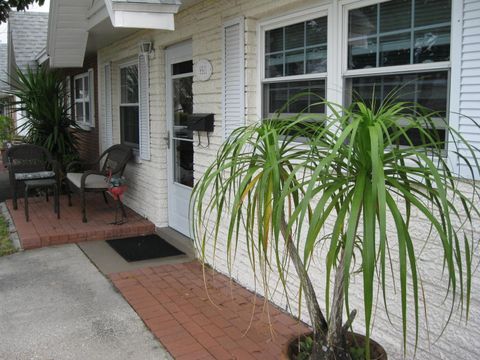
[192,97,480,359]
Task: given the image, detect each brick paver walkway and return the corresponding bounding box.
[111,262,310,360]
[7,194,155,249]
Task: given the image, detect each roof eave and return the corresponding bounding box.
[48,0,181,68]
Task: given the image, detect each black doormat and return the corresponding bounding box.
[107,234,185,262]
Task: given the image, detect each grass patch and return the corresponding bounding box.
[0,214,16,256]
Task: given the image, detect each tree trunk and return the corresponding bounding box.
[325,249,351,360]
[280,214,327,359]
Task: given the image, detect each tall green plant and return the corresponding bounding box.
[5,66,79,167]
[192,99,480,359]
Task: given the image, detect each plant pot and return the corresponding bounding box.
[287,332,387,360]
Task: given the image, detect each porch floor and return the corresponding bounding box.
[110,262,310,360]
[6,193,155,249]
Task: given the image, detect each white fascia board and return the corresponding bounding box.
[105,0,179,30]
[47,0,59,67]
[112,10,175,29]
[111,2,180,13]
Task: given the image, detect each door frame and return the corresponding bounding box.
[165,40,193,237]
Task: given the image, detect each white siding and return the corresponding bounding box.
[222,18,245,139]
[458,0,480,177]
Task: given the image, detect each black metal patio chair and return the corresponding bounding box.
[6,144,59,210]
[65,144,133,223]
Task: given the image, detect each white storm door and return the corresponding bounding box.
[166,41,194,237]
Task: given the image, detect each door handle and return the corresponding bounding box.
[164,131,170,149]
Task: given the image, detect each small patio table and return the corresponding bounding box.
[24,178,59,222]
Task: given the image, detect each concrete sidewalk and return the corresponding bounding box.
[0,245,172,360]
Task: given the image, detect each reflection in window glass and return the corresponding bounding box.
[286,50,305,76]
[347,71,449,146]
[120,64,139,147]
[120,106,139,146]
[173,76,194,140]
[75,78,83,99]
[415,0,451,27]
[414,27,451,63]
[264,16,327,78]
[379,0,411,33]
[174,140,194,188]
[75,103,84,122]
[349,4,377,38]
[263,80,326,115]
[266,28,283,53]
[266,53,284,78]
[349,37,377,69]
[120,64,139,104]
[285,22,304,50]
[346,71,449,116]
[348,0,451,69]
[172,60,193,76]
[379,33,411,67]
[306,46,328,73]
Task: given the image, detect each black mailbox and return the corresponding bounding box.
[185,113,214,132]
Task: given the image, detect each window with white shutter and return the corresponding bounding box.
[73,70,94,128]
[222,17,245,139]
[138,53,151,160]
[103,63,113,148]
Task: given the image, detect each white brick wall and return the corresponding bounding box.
[96,0,480,358]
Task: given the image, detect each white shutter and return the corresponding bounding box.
[455,0,480,178]
[103,63,113,148]
[88,68,95,127]
[222,17,245,139]
[138,53,151,160]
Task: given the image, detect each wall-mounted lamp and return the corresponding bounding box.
[139,41,155,59]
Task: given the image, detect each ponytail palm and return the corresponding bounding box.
[192,100,480,359]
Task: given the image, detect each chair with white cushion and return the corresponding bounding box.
[6,144,58,210]
[65,144,132,223]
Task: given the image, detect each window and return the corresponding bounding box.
[262,13,328,116]
[73,71,93,127]
[347,0,451,69]
[345,0,451,146]
[120,63,139,148]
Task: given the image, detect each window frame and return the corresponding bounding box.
[258,6,330,119]
[119,60,140,149]
[73,72,92,128]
